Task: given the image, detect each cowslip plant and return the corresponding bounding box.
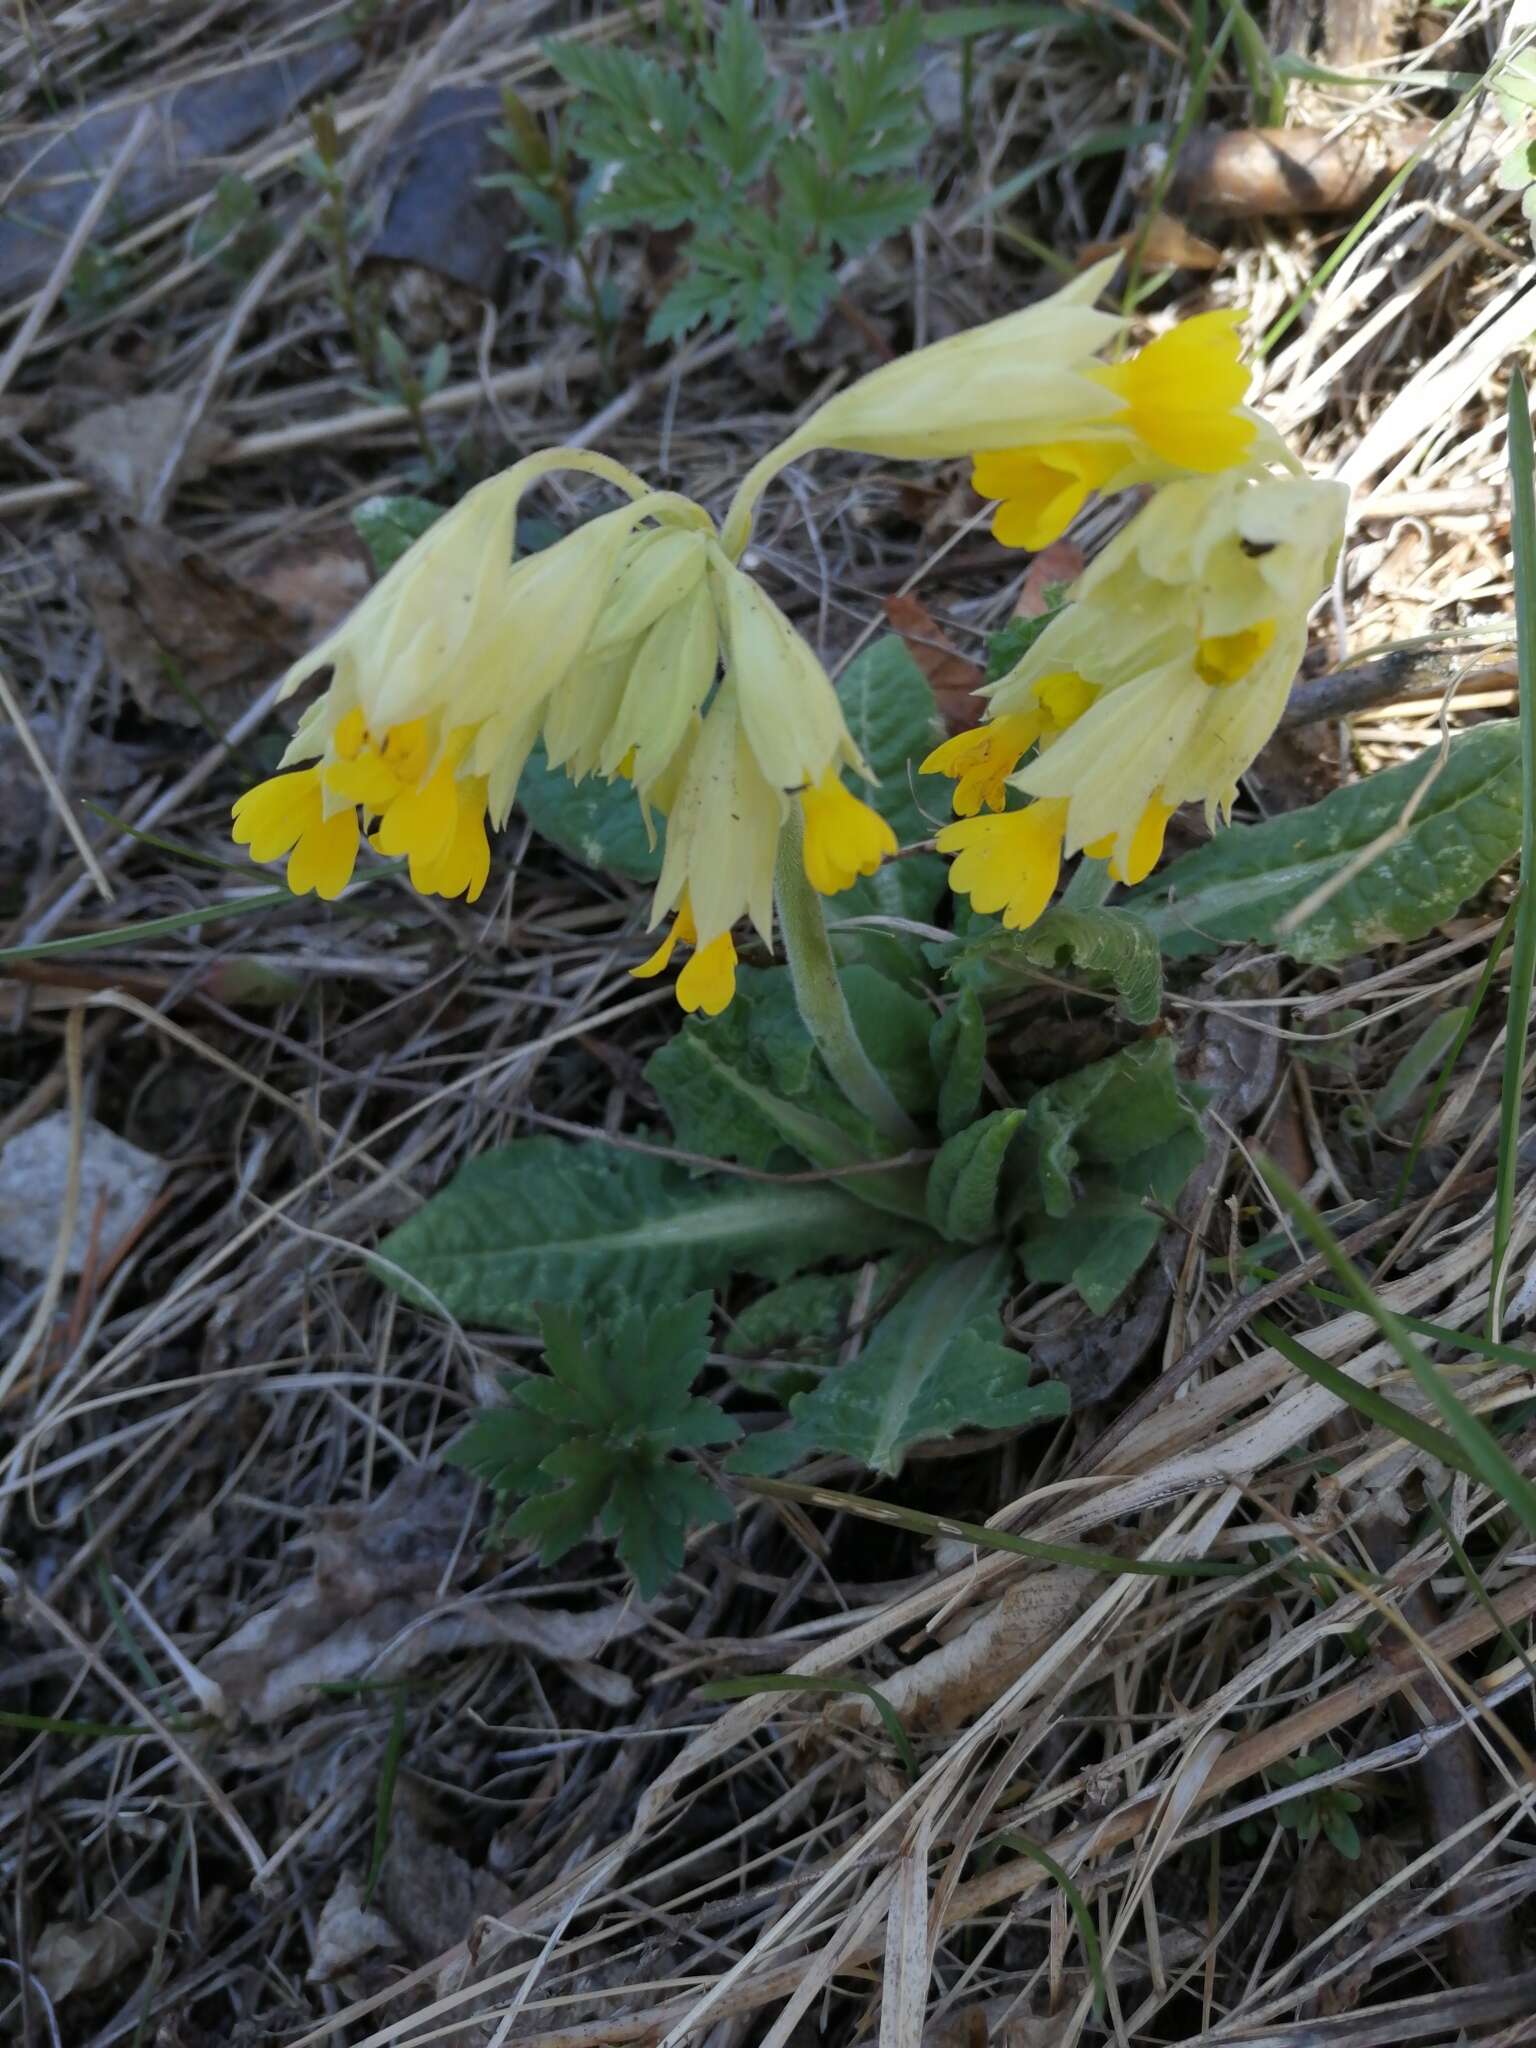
[218,245,1534,1566]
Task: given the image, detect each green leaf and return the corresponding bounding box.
[731,1248,1064,1477]
[451,1295,736,1597]
[515,742,662,880]
[830,636,950,971]
[932,906,1162,1024]
[926,1109,1025,1244]
[839,636,949,845]
[1132,722,1524,962]
[930,987,987,1138]
[377,1136,924,1331]
[352,493,443,574]
[984,600,1070,682]
[1014,1041,1204,1313]
[725,1269,869,1359]
[698,0,778,179]
[645,964,934,1221]
[1322,1809,1362,1860]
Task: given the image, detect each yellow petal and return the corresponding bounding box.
[976,442,1128,551]
[799,773,897,894]
[1195,618,1276,687]
[231,769,323,864]
[632,896,697,980]
[1033,671,1098,735]
[921,712,1045,817]
[333,706,368,758]
[413,778,492,901]
[324,749,406,809]
[1095,309,1256,473]
[936,799,1067,930]
[1107,798,1175,884]
[676,931,737,1015]
[286,805,359,899]
[373,762,460,875]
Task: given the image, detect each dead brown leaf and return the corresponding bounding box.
[838,1567,1095,1733]
[60,393,233,520]
[1081,209,1223,271]
[205,1468,648,1720]
[380,1794,513,1961]
[1016,542,1084,616]
[883,593,985,729]
[32,1883,169,2003]
[307,1874,402,1984]
[63,521,304,725]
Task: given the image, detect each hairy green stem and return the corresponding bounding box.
[720,428,816,561]
[775,809,923,1149]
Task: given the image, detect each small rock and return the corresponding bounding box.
[0,1111,166,1278]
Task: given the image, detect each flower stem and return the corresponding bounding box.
[775,809,923,1149]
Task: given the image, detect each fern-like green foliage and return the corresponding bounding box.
[545,3,932,342]
[446,1296,739,1597]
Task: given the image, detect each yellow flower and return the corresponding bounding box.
[709,549,866,795]
[921,711,1046,816]
[235,451,713,904]
[971,310,1258,550]
[231,766,359,901]
[650,686,783,966]
[1001,473,1349,873]
[799,772,898,893]
[935,800,1069,930]
[631,895,737,1016]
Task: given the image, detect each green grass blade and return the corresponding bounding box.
[698,1673,919,1780]
[1122,4,1238,313]
[737,1475,1239,1579]
[1260,69,1488,356]
[1305,1289,1536,1374]
[1255,1315,1490,1488]
[1492,369,1536,1336]
[0,889,298,963]
[1394,899,1518,1205]
[1424,1489,1536,1699]
[363,1686,409,1908]
[1260,1161,1536,1537]
[994,1832,1106,2017]
[0,1707,167,1739]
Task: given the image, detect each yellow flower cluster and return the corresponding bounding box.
[925,472,1347,928]
[232,266,1346,1006]
[231,452,892,1014]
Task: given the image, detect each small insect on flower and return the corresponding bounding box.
[230,454,710,902]
[936,471,1348,926]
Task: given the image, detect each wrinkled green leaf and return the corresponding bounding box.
[927,1109,1025,1244]
[1015,1040,1204,1313]
[931,906,1162,1023]
[724,1268,877,1360]
[516,743,662,880]
[930,986,987,1137]
[377,1136,924,1331]
[1133,722,1523,961]
[731,1247,1064,1477]
[645,965,935,1219]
